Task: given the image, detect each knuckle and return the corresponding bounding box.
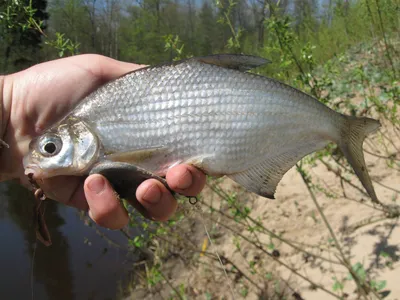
[90,210,110,227]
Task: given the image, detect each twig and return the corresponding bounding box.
[159,271,184,300]
[344,215,392,234]
[319,159,370,198]
[207,183,342,265]
[335,160,400,196]
[296,164,371,299]
[364,149,400,162]
[374,0,397,78]
[207,214,342,299]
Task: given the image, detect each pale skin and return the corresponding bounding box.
[0,54,206,229]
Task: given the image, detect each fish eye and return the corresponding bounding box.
[38,135,63,157]
[44,142,57,154]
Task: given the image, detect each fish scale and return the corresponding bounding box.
[73,60,334,175]
[24,54,380,202]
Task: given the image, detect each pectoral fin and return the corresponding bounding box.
[90,161,176,219]
[105,146,167,164]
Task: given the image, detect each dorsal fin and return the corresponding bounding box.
[118,54,271,77]
[193,54,270,71]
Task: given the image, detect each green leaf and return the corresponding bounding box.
[332,277,344,291]
[348,262,367,283]
[380,251,389,258]
[369,280,385,291]
[265,273,273,281]
[267,242,275,250]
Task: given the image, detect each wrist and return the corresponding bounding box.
[0,75,12,181]
[0,76,4,140]
[0,75,12,143]
[0,75,8,144]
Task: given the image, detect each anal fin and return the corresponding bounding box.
[228,140,328,199]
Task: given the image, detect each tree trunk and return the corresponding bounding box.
[257,0,268,47]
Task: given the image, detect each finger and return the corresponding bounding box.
[166,164,206,196]
[136,179,177,221]
[84,174,129,230]
[67,54,146,85]
[14,55,146,137]
[38,175,88,211]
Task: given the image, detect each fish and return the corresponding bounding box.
[23,54,381,204]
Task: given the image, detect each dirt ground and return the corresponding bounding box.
[126,118,399,300]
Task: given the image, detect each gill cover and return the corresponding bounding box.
[24,119,100,178]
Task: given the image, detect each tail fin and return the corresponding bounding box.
[338,116,381,203]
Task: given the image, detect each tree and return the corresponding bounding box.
[198,1,217,54]
[293,0,319,39]
[0,0,49,73]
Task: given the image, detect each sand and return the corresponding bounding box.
[125,117,399,300]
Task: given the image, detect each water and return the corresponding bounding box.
[0,181,139,300]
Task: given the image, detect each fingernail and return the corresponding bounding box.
[142,184,161,204]
[87,176,105,195]
[177,169,193,190]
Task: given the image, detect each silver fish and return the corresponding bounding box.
[23,54,380,202]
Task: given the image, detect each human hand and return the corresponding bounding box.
[0,54,206,228]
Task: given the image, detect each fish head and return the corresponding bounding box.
[23,119,100,179]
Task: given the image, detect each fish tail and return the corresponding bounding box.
[338,116,381,203]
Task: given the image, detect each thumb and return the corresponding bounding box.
[84,174,129,230]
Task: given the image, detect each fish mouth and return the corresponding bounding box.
[23,156,45,179]
[24,164,45,179]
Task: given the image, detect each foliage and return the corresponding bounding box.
[0,0,48,71]
[2,0,398,72]
[45,32,80,57]
[2,0,400,299]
